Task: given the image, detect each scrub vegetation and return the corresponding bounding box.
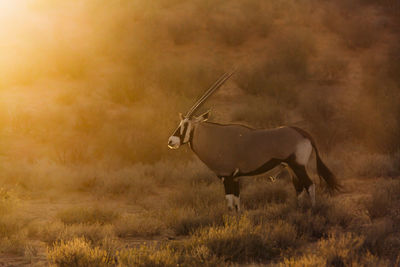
[0,0,399,265]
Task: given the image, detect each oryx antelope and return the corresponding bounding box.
[168,72,340,211]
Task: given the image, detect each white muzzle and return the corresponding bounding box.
[168,136,180,149]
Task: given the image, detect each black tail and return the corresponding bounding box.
[290,127,341,193]
[314,149,341,193]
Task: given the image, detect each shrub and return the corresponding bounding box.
[318,233,365,266]
[365,179,400,219]
[186,215,281,262]
[168,183,223,210]
[47,237,115,267]
[0,231,30,256]
[287,194,353,239]
[283,233,388,266]
[97,166,155,199]
[117,244,183,267]
[41,221,115,246]
[241,179,290,209]
[114,213,164,238]
[57,207,119,225]
[158,172,226,235]
[162,206,225,236]
[362,218,395,257]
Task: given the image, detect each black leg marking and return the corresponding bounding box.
[223,177,240,197]
[239,159,282,177]
[287,162,313,193]
[292,175,304,195]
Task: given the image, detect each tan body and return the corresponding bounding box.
[191,122,310,177]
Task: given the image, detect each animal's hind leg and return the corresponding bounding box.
[288,163,315,206]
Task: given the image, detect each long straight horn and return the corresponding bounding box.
[185,72,229,117]
[186,71,235,117]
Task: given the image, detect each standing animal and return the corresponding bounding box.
[168,72,340,211]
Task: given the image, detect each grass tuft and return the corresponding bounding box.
[57,207,119,225]
[47,237,116,267]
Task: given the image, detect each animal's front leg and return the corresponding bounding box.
[222,177,240,212]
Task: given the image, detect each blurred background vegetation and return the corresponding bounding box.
[0,0,399,168]
[0,0,400,264]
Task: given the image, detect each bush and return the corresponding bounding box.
[241,179,291,209]
[162,206,225,236]
[365,179,400,219]
[187,215,284,262]
[114,213,164,238]
[287,194,353,239]
[117,244,183,267]
[0,231,30,256]
[57,207,119,225]
[168,183,223,210]
[283,233,388,266]
[41,221,115,246]
[47,237,115,267]
[362,218,395,257]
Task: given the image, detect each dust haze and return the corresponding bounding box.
[0,0,399,265]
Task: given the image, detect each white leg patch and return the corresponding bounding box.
[308,184,316,207]
[295,139,312,165]
[225,194,234,210]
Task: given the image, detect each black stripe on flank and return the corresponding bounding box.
[237,159,283,177]
[236,154,296,177]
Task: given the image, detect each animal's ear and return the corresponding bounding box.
[196,110,210,122]
[179,113,184,120]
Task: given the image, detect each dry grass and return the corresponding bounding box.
[57,207,120,225]
[47,237,116,267]
[41,221,115,246]
[241,179,291,209]
[114,213,163,238]
[282,233,389,266]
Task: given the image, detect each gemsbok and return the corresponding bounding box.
[168,72,340,211]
